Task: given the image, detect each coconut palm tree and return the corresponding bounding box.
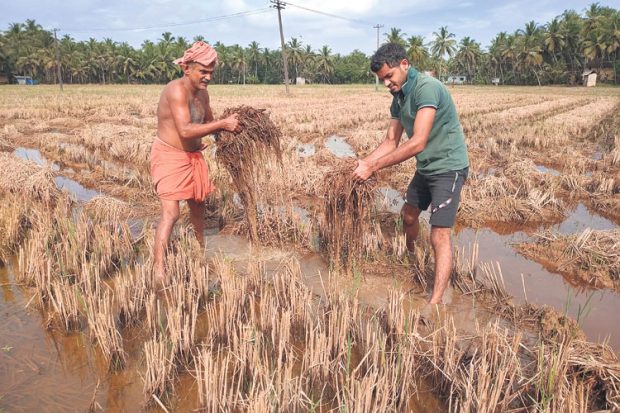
[544,18,566,62]
[456,36,482,80]
[489,32,509,80]
[229,45,247,84]
[384,27,406,47]
[430,26,457,79]
[246,41,262,80]
[301,45,316,80]
[406,35,428,68]
[287,37,304,81]
[315,45,335,83]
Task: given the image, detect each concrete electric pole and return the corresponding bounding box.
[271,0,290,94]
[373,24,384,91]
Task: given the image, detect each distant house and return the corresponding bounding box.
[582,70,597,87]
[296,77,306,85]
[445,75,467,85]
[491,77,500,85]
[14,75,34,85]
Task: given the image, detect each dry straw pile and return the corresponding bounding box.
[0,152,60,203]
[216,105,282,241]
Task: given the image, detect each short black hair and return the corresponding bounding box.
[370,43,408,73]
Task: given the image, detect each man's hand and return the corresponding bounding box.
[221,113,241,133]
[352,158,375,181]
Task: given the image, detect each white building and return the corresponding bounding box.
[445,75,467,85]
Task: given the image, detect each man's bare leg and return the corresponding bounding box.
[428,226,452,304]
[187,199,206,247]
[401,203,422,252]
[153,199,180,284]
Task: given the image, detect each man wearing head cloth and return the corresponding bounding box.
[150,40,241,284]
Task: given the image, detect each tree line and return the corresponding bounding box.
[0,3,617,86]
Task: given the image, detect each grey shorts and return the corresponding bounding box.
[405,167,468,227]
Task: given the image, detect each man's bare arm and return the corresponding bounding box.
[169,86,237,139]
[363,119,404,163]
[353,107,436,180]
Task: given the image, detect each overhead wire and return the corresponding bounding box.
[285,2,372,26]
[60,8,273,33]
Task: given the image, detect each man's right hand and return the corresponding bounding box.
[222,113,241,133]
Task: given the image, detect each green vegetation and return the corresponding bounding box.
[0,4,618,85]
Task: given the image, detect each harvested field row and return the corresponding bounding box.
[517,228,620,291]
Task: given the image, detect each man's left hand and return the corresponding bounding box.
[352,159,375,181]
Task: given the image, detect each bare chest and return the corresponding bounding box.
[189,97,205,124]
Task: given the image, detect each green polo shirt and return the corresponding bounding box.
[390,67,469,175]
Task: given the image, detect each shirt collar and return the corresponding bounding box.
[391,67,418,99]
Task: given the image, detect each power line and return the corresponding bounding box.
[60,8,272,33]
[285,2,372,26]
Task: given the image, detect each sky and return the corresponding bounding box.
[1,0,606,54]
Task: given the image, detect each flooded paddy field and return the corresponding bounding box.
[0,84,619,412]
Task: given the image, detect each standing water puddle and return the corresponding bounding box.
[554,203,617,234]
[325,135,356,158]
[13,147,60,171]
[13,147,100,202]
[535,164,561,176]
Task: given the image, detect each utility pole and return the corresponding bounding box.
[373,24,384,91]
[53,28,63,91]
[271,0,290,94]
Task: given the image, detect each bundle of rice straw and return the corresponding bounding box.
[320,159,377,272]
[216,105,282,241]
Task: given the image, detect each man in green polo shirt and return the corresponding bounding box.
[353,43,469,305]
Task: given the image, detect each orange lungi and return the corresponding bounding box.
[150,138,214,202]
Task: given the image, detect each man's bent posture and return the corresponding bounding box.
[151,41,240,284]
[352,43,469,304]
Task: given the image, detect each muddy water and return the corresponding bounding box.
[0,261,101,412]
[554,203,617,234]
[453,203,620,351]
[0,259,185,413]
